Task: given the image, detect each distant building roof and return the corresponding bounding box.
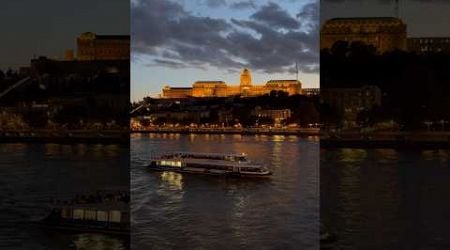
[78,32,129,40]
[322,17,406,30]
[267,80,299,82]
[325,17,404,23]
[194,81,225,84]
[165,87,192,90]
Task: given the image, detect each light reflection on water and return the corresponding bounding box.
[131,133,319,249]
[338,148,368,163]
[73,234,127,250]
[322,148,450,249]
[422,149,449,163]
[160,172,184,190]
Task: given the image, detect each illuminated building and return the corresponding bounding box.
[408,37,450,54]
[150,110,211,123]
[302,88,320,96]
[76,32,130,61]
[251,107,292,122]
[162,68,302,98]
[321,17,407,53]
[161,87,192,99]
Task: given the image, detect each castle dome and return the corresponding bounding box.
[240,68,252,86]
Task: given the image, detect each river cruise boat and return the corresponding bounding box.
[149,152,272,177]
[39,191,129,235]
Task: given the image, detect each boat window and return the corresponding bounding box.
[160,160,182,167]
[73,209,84,219]
[97,210,108,222]
[109,210,122,223]
[85,209,97,221]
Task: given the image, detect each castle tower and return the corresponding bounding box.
[240,68,252,87]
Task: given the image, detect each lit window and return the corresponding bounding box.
[85,209,96,220]
[73,209,84,219]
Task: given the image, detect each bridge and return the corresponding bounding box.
[0,77,32,100]
[130,92,160,115]
[130,103,150,115]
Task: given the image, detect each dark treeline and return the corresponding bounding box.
[134,93,320,127]
[0,59,130,129]
[321,41,450,130]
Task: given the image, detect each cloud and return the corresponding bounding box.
[202,0,227,8]
[132,0,319,74]
[250,2,300,29]
[297,1,319,31]
[150,59,186,68]
[228,18,319,73]
[297,1,319,18]
[131,0,186,50]
[230,0,256,9]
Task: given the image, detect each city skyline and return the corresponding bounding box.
[0,0,129,71]
[131,0,320,102]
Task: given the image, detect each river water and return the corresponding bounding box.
[321,148,450,249]
[131,133,320,249]
[0,143,129,249]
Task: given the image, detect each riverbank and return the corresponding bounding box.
[321,139,450,149]
[0,130,129,144]
[321,131,450,149]
[131,127,320,136]
[4,129,448,148]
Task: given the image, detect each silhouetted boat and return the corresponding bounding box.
[38,191,129,235]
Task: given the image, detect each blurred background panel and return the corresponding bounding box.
[320,0,450,249]
[0,1,130,249]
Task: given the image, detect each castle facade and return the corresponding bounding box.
[162,69,302,98]
[320,17,407,53]
[76,32,130,61]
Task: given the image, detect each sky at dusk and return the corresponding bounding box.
[0,0,129,71]
[321,0,450,37]
[131,0,320,101]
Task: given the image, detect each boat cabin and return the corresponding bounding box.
[161,152,248,162]
[57,203,129,224]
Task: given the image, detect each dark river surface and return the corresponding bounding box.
[0,143,129,250]
[131,133,320,250]
[321,148,450,249]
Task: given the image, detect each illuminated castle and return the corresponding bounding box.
[76,32,130,61]
[321,17,407,53]
[162,68,302,98]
